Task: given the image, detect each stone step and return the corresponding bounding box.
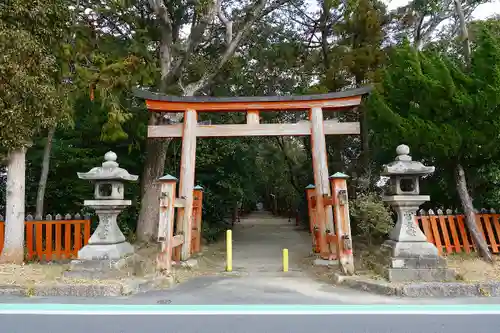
[386,267,457,283]
[388,256,448,269]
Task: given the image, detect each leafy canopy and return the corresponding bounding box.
[0,0,71,151]
[368,27,500,166]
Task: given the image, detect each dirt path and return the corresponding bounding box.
[229,211,312,275]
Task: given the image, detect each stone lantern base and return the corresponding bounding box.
[380,196,457,283]
[380,242,457,283]
[64,203,135,280]
[78,241,134,261]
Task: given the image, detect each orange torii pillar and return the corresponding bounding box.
[309,107,335,259]
[330,172,354,274]
[176,109,197,260]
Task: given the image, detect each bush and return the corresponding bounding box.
[349,192,393,245]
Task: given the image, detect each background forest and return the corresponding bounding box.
[2,0,500,257]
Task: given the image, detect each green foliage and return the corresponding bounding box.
[0,0,71,150]
[350,192,393,243]
[6,0,500,249]
[367,27,500,207]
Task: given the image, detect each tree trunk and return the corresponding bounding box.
[35,126,55,218]
[136,126,171,242]
[455,163,492,262]
[0,147,27,264]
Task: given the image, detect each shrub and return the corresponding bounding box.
[349,192,393,245]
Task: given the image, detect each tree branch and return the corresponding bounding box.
[148,0,173,29]
[217,0,233,43]
[169,2,218,84]
[147,0,174,86]
[183,0,271,95]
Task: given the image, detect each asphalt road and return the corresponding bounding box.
[2,313,500,333]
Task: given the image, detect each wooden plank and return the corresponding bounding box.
[177,109,197,260]
[64,222,72,259]
[309,107,332,259]
[474,214,486,249]
[482,214,498,252]
[447,215,462,253]
[419,216,434,244]
[46,222,53,260]
[492,214,500,252]
[457,215,471,253]
[0,223,4,254]
[83,220,91,246]
[174,198,186,208]
[247,110,260,125]
[171,235,184,248]
[438,214,453,254]
[145,96,363,112]
[429,215,442,255]
[36,223,44,259]
[55,223,62,258]
[148,121,360,138]
[25,222,34,259]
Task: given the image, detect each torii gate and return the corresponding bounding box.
[135,87,371,272]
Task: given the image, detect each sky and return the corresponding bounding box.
[383,0,500,19]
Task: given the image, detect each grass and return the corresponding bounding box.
[0,263,67,286]
[446,252,500,282]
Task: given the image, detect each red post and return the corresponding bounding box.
[305,184,318,252]
[192,185,204,254]
[329,172,354,274]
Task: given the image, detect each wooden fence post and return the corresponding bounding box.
[305,184,318,253]
[305,185,315,234]
[192,185,203,254]
[157,174,177,272]
[329,172,354,274]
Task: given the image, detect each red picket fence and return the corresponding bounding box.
[0,213,91,261]
[415,209,500,255]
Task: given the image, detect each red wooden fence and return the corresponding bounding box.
[0,213,91,261]
[416,209,500,255]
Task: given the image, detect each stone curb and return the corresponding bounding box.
[0,275,174,298]
[334,273,500,297]
[0,286,27,296]
[30,283,124,297]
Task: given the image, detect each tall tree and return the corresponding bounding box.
[393,0,490,49]
[135,0,296,242]
[0,0,71,263]
[368,26,500,261]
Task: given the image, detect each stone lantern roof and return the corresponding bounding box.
[77,151,138,182]
[381,144,435,177]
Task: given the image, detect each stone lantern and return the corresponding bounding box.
[76,151,137,260]
[381,144,456,282]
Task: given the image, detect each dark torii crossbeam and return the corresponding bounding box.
[135,86,371,272]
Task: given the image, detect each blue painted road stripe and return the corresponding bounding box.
[1,304,500,315]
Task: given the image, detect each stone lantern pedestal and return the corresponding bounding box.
[77,201,134,260]
[65,152,138,279]
[380,145,456,282]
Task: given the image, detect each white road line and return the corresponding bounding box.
[1,310,500,315]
